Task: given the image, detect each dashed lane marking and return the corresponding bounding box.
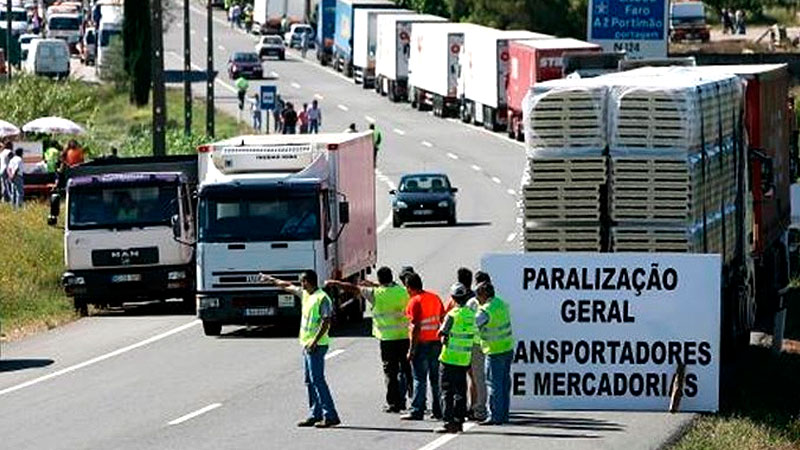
[290,82,301,89]
[471,165,482,172]
[492,177,501,184]
[506,233,517,243]
[421,141,433,148]
[168,403,222,426]
[416,423,477,450]
[507,189,517,196]
[364,115,376,123]
[337,104,349,111]
[314,93,324,100]
[393,128,406,135]
[446,153,459,160]
[325,349,345,360]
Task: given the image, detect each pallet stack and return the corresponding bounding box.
[606,69,742,262]
[520,80,608,252]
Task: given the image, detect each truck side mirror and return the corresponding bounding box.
[389,189,396,195]
[339,201,350,225]
[47,193,61,226]
[171,214,181,239]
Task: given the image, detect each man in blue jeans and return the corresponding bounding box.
[262,270,341,428]
[475,281,514,425]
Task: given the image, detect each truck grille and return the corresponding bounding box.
[211,270,302,289]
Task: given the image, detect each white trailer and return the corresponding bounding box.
[375,13,446,102]
[408,22,478,118]
[196,133,377,336]
[352,8,409,87]
[458,29,552,131]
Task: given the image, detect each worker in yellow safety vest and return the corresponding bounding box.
[435,282,476,433]
[475,281,514,425]
[326,266,412,413]
[262,270,341,428]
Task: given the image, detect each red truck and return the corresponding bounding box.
[506,38,600,141]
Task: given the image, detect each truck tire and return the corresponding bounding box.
[74,297,89,317]
[393,214,402,228]
[202,321,222,336]
[447,211,457,226]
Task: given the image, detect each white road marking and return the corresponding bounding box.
[417,423,477,450]
[337,104,349,111]
[393,128,406,135]
[507,189,517,196]
[421,141,433,148]
[516,217,523,224]
[506,233,517,243]
[492,177,501,184]
[168,403,222,426]
[0,320,201,397]
[364,115,375,123]
[217,45,225,51]
[290,82,301,89]
[325,349,345,360]
[314,93,324,100]
[446,152,459,160]
[269,71,279,78]
[375,169,396,234]
[203,37,208,43]
[471,164,482,172]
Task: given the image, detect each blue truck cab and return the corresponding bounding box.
[332,0,394,77]
[316,0,336,65]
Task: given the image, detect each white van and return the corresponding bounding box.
[46,13,81,52]
[96,21,122,76]
[23,38,70,79]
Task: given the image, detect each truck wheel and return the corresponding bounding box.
[202,321,222,336]
[393,214,402,228]
[74,297,89,317]
[182,295,196,315]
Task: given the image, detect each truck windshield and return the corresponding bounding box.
[68,185,178,230]
[49,17,81,30]
[0,11,28,21]
[199,193,321,243]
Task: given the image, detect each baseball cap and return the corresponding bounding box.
[450,282,468,299]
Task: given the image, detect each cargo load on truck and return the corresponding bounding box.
[457,28,552,131]
[50,155,199,316]
[333,0,395,76]
[519,64,792,350]
[506,38,601,140]
[195,133,377,336]
[351,7,409,87]
[253,0,302,35]
[374,13,446,102]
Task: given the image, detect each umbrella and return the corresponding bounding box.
[0,119,20,138]
[22,117,85,135]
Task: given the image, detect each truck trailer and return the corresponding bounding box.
[375,13,446,102]
[457,28,552,131]
[506,38,600,140]
[195,133,377,336]
[316,0,336,65]
[332,0,395,77]
[408,22,474,117]
[50,156,198,316]
[351,7,409,87]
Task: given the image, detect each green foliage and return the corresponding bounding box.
[123,0,151,106]
[704,0,765,16]
[98,37,129,90]
[397,0,449,16]
[0,76,100,128]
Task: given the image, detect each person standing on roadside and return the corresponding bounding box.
[435,283,476,433]
[298,103,309,134]
[475,281,514,425]
[307,99,322,133]
[251,93,262,131]
[261,270,341,428]
[273,95,285,133]
[282,102,298,134]
[235,76,249,111]
[7,148,25,209]
[62,140,85,168]
[301,31,310,59]
[0,141,13,203]
[369,123,382,166]
[402,272,444,421]
[326,267,412,413]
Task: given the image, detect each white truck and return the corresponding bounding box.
[457,28,552,131]
[50,156,198,316]
[408,22,478,118]
[351,7,408,87]
[374,13,445,101]
[46,13,81,53]
[195,133,377,336]
[96,19,122,76]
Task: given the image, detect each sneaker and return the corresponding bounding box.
[314,418,341,428]
[400,413,424,421]
[297,417,320,427]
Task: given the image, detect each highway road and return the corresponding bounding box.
[0,3,692,449]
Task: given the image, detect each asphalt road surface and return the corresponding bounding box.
[0,3,693,449]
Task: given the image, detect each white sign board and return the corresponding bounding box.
[587,0,668,59]
[482,253,720,412]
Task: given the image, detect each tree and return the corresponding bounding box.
[124,0,152,106]
[397,0,450,16]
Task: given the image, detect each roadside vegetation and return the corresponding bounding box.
[673,296,800,449]
[0,75,249,340]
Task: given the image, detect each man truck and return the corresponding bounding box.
[195,133,377,336]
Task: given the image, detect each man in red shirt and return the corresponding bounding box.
[401,273,444,420]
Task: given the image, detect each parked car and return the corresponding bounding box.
[22,38,70,79]
[255,35,285,60]
[391,173,458,227]
[284,23,315,49]
[227,51,264,79]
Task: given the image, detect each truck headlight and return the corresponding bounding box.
[438,201,450,208]
[395,201,408,209]
[200,297,219,308]
[168,270,187,280]
[64,275,85,286]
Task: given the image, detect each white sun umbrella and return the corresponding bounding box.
[22,116,85,135]
[0,119,20,138]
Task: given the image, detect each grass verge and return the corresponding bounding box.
[671,300,800,450]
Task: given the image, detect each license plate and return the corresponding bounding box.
[245,307,276,316]
[111,274,141,283]
[278,294,296,308]
[413,210,433,216]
